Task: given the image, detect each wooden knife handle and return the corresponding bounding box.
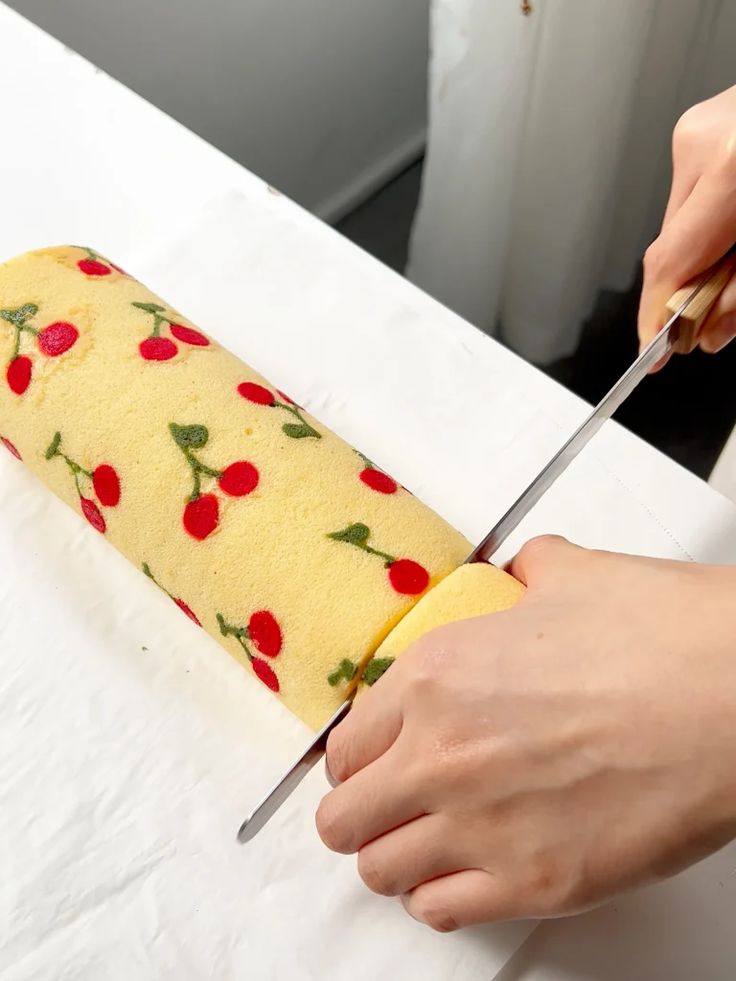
[665,248,736,354]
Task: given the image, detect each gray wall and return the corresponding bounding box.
[8,0,429,219]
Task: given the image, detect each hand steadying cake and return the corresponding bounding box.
[317,86,736,931]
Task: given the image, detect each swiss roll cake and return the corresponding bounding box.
[0,246,522,729]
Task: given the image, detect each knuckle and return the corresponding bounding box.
[672,105,699,152]
[642,239,671,283]
[428,727,483,780]
[412,896,459,933]
[408,636,452,690]
[518,534,565,565]
[357,848,397,897]
[522,855,573,916]
[315,797,353,854]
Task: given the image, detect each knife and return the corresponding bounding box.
[237,251,735,844]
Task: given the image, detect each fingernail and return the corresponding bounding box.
[324,758,339,788]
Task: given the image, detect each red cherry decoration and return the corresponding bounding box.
[78,258,112,277]
[170,324,210,347]
[218,461,259,497]
[38,321,79,357]
[81,497,106,534]
[1,437,21,460]
[238,381,274,405]
[174,597,202,627]
[253,658,280,692]
[140,336,178,361]
[388,559,429,595]
[93,464,121,507]
[360,468,398,494]
[249,610,282,658]
[183,493,219,540]
[7,356,32,395]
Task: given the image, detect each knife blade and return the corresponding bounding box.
[237,253,734,844]
[466,292,683,562]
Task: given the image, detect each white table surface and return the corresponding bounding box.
[1,5,736,979]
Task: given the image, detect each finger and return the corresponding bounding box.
[508,535,580,588]
[325,673,403,785]
[700,313,736,354]
[698,271,736,353]
[316,743,423,854]
[357,813,466,897]
[402,868,516,931]
[638,167,736,347]
[647,350,673,375]
[661,164,697,229]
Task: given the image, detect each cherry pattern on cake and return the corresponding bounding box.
[2,254,442,709]
[142,562,202,626]
[44,431,121,534]
[76,246,118,277]
[326,522,430,595]
[360,655,395,686]
[327,657,358,688]
[1,436,21,460]
[355,451,398,494]
[170,422,259,540]
[1,303,79,395]
[216,610,282,692]
[327,654,394,688]
[133,302,211,361]
[237,381,321,440]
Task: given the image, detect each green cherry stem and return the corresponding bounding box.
[0,304,39,330]
[216,613,254,661]
[183,449,221,501]
[132,302,168,337]
[275,400,321,439]
[326,524,397,566]
[10,326,21,361]
[44,432,92,483]
[143,562,165,593]
[358,542,395,566]
[132,301,182,337]
[143,563,174,601]
[327,658,358,687]
[1,304,39,357]
[168,423,222,500]
[362,656,395,686]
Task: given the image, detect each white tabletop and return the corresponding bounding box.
[1,6,736,979]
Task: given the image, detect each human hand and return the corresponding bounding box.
[639,84,736,362]
[316,537,736,931]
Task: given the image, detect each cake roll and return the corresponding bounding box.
[0,246,522,729]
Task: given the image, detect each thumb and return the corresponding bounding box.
[508,535,582,589]
[638,165,736,351]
